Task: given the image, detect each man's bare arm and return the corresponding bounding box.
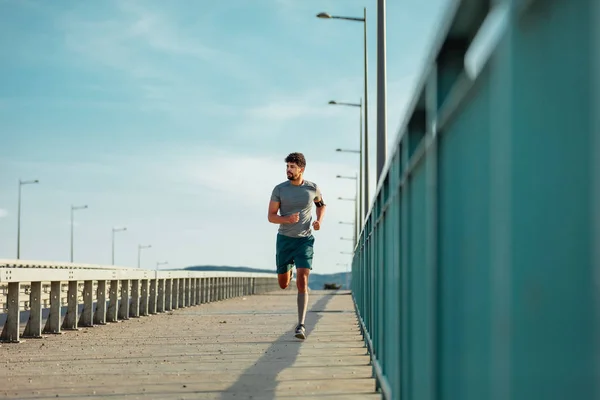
[312,199,326,230]
[315,204,326,223]
[268,200,299,224]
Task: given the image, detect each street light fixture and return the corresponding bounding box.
[70,204,88,263]
[156,261,168,269]
[319,7,370,216]
[336,148,360,154]
[317,12,365,22]
[16,179,39,259]
[156,261,168,279]
[111,226,127,265]
[137,244,152,268]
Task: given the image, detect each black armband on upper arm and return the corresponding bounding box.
[315,199,325,208]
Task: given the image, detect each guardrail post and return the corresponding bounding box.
[172,278,179,309]
[178,278,185,308]
[61,281,79,330]
[43,281,62,333]
[211,277,214,301]
[214,277,219,301]
[140,279,149,316]
[22,281,42,338]
[130,279,140,318]
[165,279,172,311]
[158,279,165,312]
[149,279,157,314]
[200,278,206,304]
[190,278,196,306]
[184,278,190,307]
[118,280,129,320]
[1,282,21,342]
[78,280,94,327]
[94,280,107,325]
[107,280,119,322]
[204,278,212,303]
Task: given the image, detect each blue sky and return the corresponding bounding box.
[0,0,450,274]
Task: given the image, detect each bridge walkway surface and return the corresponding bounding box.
[1,289,380,400]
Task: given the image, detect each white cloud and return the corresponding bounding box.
[0,209,7,218]
[54,2,259,126]
[246,103,332,121]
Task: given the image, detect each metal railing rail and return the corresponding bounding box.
[352,0,598,399]
[0,260,279,343]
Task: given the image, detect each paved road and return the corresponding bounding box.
[1,289,380,399]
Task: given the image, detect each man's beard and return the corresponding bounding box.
[287,173,299,181]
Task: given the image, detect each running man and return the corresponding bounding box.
[268,152,326,339]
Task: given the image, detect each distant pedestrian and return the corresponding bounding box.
[268,152,326,339]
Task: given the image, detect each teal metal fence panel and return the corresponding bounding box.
[351,0,598,399]
[438,61,492,400]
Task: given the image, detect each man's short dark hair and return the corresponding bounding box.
[285,152,306,168]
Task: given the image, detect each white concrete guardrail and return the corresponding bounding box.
[0,259,279,343]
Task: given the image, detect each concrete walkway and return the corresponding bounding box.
[1,290,380,399]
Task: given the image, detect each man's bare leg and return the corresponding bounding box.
[278,269,293,289]
[295,268,310,339]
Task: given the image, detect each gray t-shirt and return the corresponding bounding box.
[270,180,323,238]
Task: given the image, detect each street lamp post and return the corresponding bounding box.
[70,204,88,263]
[318,8,370,216]
[137,244,152,268]
[111,227,127,265]
[376,0,388,182]
[331,99,365,223]
[16,179,39,259]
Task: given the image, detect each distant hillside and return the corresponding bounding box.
[184,265,351,290]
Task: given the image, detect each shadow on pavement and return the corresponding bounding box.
[219,292,336,400]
